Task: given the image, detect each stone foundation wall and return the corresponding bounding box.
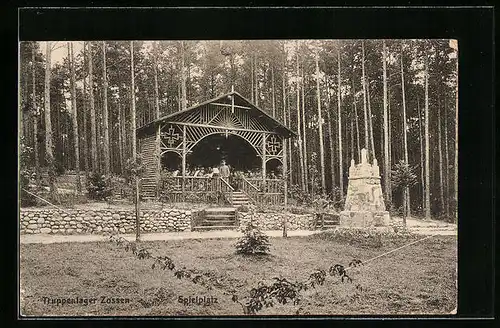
[237,211,317,231]
[20,208,192,235]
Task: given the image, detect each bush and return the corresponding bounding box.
[20,170,37,207]
[87,172,113,200]
[235,223,271,255]
[19,139,37,207]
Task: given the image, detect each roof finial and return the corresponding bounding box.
[231,85,234,93]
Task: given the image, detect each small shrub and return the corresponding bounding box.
[235,223,271,255]
[20,170,37,206]
[19,139,37,207]
[87,172,113,200]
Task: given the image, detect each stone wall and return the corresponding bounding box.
[237,211,317,231]
[20,208,192,235]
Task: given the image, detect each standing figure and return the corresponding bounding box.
[212,164,220,178]
[220,160,230,179]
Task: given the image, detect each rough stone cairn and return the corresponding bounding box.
[340,148,390,227]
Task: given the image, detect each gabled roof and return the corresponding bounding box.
[137,91,296,138]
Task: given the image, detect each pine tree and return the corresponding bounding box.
[102,41,110,174]
[69,42,81,192]
[43,42,58,201]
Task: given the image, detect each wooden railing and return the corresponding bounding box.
[246,178,285,206]
[160,176,232,205]
[219,177,234,205]
[240,176,260,204]
[158,175,285,206]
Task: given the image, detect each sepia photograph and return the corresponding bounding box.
[19,39,458,316]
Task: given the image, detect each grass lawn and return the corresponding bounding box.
[20,234,457,316]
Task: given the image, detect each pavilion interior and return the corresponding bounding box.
[160,133,282,176]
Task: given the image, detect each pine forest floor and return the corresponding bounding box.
[20,234,457,316]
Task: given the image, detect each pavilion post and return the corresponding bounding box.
[282,138,288,208]
[262,132,267,192]
[156,124,161,198]
[282,138,288,237]
[182,125,186,201]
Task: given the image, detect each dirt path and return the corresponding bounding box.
[19,230,317,244]
[20,221,456,244]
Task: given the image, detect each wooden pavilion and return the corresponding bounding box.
[136,90,296,206]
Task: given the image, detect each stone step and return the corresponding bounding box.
[206,213,236,218]
[192,225,239,231]
[205,207,236,213]
[200,220,236,226]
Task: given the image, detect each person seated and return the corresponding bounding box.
[193,167,201,177]
[172,169,179,177]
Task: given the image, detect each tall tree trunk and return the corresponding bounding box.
[400,44,410,215]
[118,97,124,174]
[96,92,101,172]
[326,79,336,199]
[417,97,425,215]
[352,77,361,162]
[361,41,369,153]
[102,41,110,175]
[282,43,292,187]
[438,95,445,215]
[336,49,343,200]
[251,55,254,103]
[387,88,393,209]
[69,42,81,193]
[382,40,391,206]
[44,42,58,200]
[444,98,450,218]
[255,55,259,106]
[403,188,407,226]
[424,53,431,220]
[88,42,97,171]
[131,41,140,242]
[180,41,187,110]
[287,88,293,187]
[454,49,458,222]
[367,80,375,161]
[82,72,88,176]
[301,66,308,192]
[131,43,137,155]
[153,42,160,119]
[32,43,41,188]
[177,81,181,112]
[315,52,326,192]
[20,65,25,141]
[296,46,305,191]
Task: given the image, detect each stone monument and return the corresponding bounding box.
[340,148,390,227]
